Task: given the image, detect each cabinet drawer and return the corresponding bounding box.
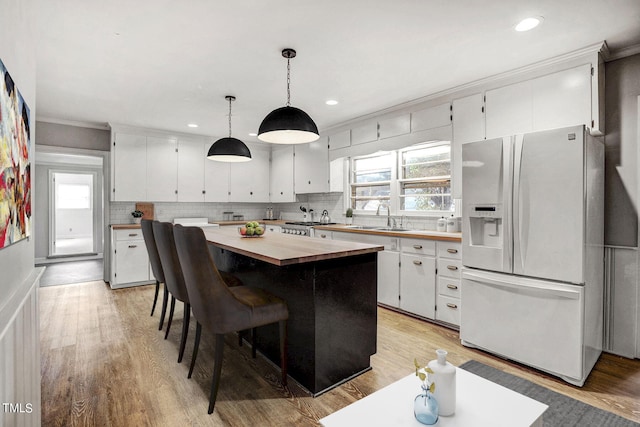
[436,295,461,326]
[115,229,144,241]
[437,277,461,298]
[437,258,462,279]
[437,242,461,260]
[401,238,436,256]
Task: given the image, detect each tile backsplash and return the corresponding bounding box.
[110,193,454,231]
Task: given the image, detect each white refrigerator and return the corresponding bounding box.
[460,125,604,386]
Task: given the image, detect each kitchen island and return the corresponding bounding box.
[203,227,383,396]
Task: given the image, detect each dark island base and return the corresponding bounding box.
[209,246,378,396]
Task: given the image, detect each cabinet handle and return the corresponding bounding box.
[250,191,253,195]
[447,248,458,254]
[413,260,422,265]
[308,180,311,185]
[128,233,138,237]
[446,284,458,290]
[413,244,423,249]
[320,234,327,238]
[446,303,458,309]
[447,265,458,271]
[280,191,283,195]
[128,245,137,248]
[202,190,206,194]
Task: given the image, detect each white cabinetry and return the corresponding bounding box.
[452,94,485,144]
[351,122,378,146]
[146,136,178,202]
[399,238,436,318]
[412,103,451,133]
[378,114,410,139]
[378,250,401,307]
[229,147,270,202]
[435,241,462,326]
[486,64,596,139]
[110,228,152,289]
[112,133,147,201]
[329,158,346,193]
[204,145,230,202]
[294,137,329,194]
[177,140,206,202]
[329,130,351,150]
[270,145,295,202]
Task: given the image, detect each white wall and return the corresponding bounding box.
[0,0,39,425]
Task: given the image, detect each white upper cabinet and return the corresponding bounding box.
[294,137,329,194]
[412,103,451,133]
[146,136,178,202]
[329,130,350,150]
[329,157,346,193]
[351,122,378,146]
[531,64,591,131]
[485,81,533,139]
[378,114,410,139]
[112,133,147,201]
[203,144,230,202]
[177,140,205,202]
[452,94,485,144]
[270,145,295,202]
[486,64,597,139]
[229,147,270,202]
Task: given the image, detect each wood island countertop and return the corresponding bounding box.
[313,224,462,242]
[203,226,383,266]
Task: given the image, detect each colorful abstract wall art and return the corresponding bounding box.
[0,58,31,249]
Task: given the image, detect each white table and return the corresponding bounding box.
[320,368,548,427]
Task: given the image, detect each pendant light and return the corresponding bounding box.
[207,95,252,162]
[258,48,319,144]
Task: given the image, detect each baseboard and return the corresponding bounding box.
[35,253,103,265]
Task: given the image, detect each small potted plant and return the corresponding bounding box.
[345,207,353,225]
[131,210,144,224]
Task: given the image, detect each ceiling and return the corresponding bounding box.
[36,1,640,141]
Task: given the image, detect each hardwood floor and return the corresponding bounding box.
[40,281,640,426]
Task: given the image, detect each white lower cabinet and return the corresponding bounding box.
[378,250,400,307]
[400,253,436,318]
[110,228,152,289]
[435,241,462,326]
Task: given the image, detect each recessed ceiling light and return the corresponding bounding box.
[248,132,257,137]
[326,100,339,106]
[187,123,199,128]
[515,16,543,32]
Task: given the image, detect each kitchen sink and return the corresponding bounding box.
[345,225,409,232]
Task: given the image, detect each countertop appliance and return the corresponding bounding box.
[460,125,604,386]
[172,217,220,229]
[282,221,336,236]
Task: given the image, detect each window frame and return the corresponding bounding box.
[347,141,452,217]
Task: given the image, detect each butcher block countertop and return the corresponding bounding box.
[111,224,142,230]
[203,226,383,266]
[314,224,462,242]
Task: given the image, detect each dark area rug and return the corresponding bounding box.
[459,360,639,427]
[37,259,104,287]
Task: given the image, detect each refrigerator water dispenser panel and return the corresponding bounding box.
[468,205,502,249]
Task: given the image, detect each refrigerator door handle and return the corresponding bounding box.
[512,135,524,274]
[462,270,581,300]
[503,137,513,272]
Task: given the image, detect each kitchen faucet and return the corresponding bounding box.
[376,202,391,227]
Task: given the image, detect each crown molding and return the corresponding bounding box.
[605,43,640,62]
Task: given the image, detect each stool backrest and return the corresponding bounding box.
[153,221,189,303]
[141,219,165,283]
[173,224,248,333]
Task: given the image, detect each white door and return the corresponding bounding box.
[513,126,584,283]
[178,140,205,202]
[461,269,584,383]
[113,133,146,201]
[400,253,436,318]
[146,136,178,202]
[294,137,329,194]
[378,250,400,307]
[204,144,230,202]
[270,145,295,202]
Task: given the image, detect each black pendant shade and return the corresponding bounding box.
[258,48,319,144]
[207,95,252,163]
[258,105,319,144]
[207,137,251,162]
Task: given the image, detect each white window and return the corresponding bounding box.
[349,141,452,215]
[399,142,452,213]
[350,152,394,212]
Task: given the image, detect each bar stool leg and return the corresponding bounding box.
[178,303,191,363]
[188,322,202,379]
[208,334,225,414]
[150,280,160,316]
[165,296,176,340]
[158,285,169,331]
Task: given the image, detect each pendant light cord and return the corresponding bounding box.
[286,57,291,107]
[228,97,233,137]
